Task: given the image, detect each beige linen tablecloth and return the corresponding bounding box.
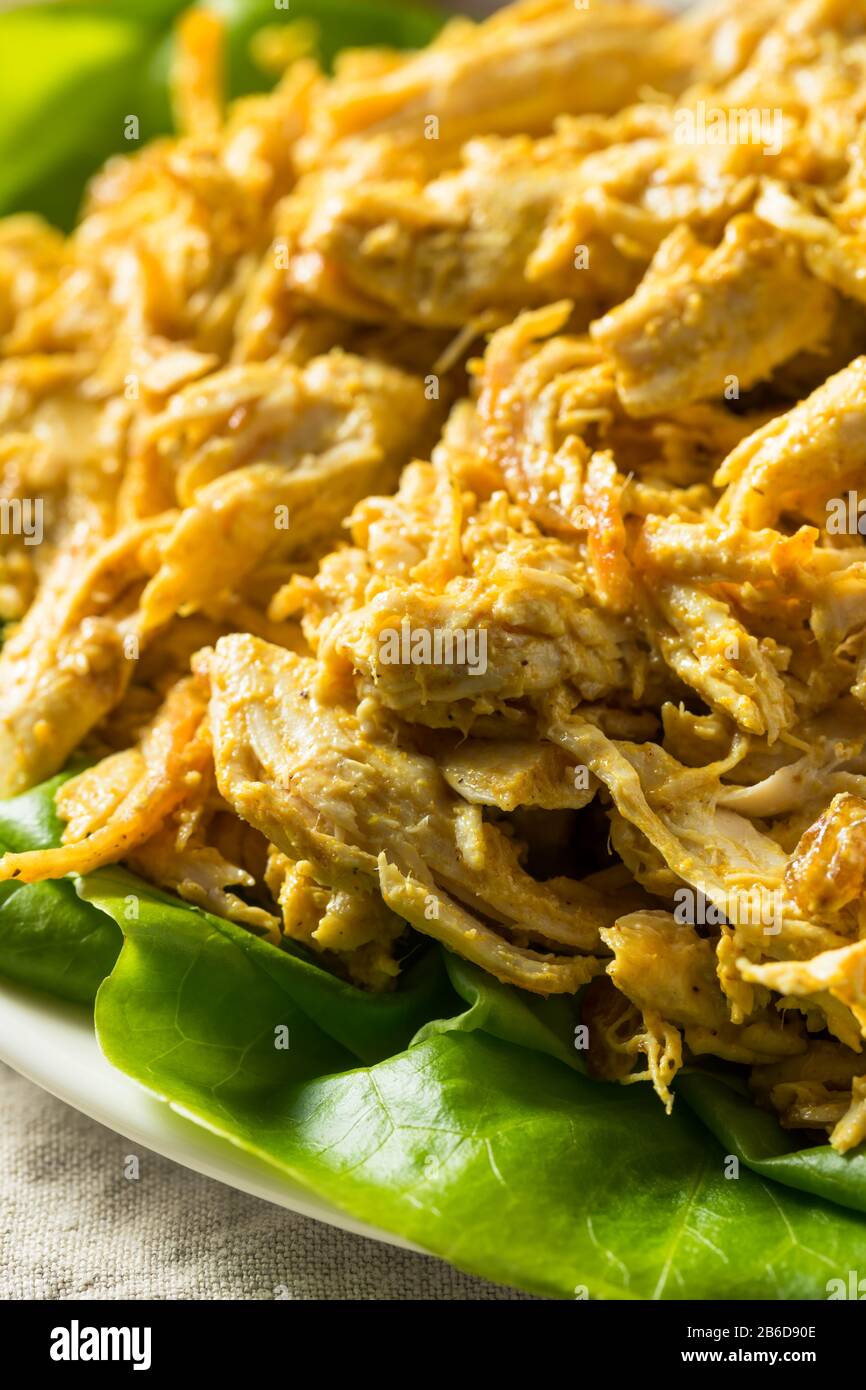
[0,1063,530,1300]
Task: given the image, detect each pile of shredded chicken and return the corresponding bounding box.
[2,0,866,1154]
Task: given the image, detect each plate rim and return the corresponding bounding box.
[0,974,427,1261]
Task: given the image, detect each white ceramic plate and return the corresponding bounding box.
[0,976,420,1252]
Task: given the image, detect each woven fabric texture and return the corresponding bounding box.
[0,1064,531,1301]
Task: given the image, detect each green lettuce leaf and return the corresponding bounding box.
[437,955,866,1218]
[0,8,152,226]
[88,885,866,1298]
[679,1072,866,1215]
[0,774,121,1004]
[3,0,447,227]
[8,0,864,1304]
[206,0,445,93]
[80,863,457,1068]
[2,768,865,1296]
[415,953,588,1073]
[137,0,447,177]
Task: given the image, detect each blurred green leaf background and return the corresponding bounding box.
[0,0,450,229]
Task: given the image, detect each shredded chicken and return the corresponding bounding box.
[4,0,866,1150]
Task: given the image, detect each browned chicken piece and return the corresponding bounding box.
[738,940,866,1037]
[716,355,866,528]
[711,0,866,179]
[376,856,603,996]
[601,910,806,1071]
[543,702,758,909]
[299,0,684,175]
[754,178,866,312]
[292,425,644,728]
[171,8,225,138]
[10,71,318,398]
[126,350,436,516]
[320,568,632,731]
[542,697,855,970]
[7,0,866,1149]
[591,217,836,416]
[280,145,638,330]
[0,215,67,342]
[636,517,836,590]
[783,1081,853,1131]
[586,909,805,1113]
[265,849,405,990]
[583,974,650,1082]
[0,674,210,882]
[65,735,280,938]
[476,302,763,545]
[206,633,618,991]
[603,911,732,1032]
[582,973,683,1111]
[668,0,793,87]
[127,825,280,938]
[136,352,436,632]
[832,1076,866,1152]
[439,739,597,812]
[0,297,154,580]
[307,435,651,728]
[282,111,757,331]
[478,302,620,536]
[750,1039,866,1149]
[0,516,172,797]
[785,791,866,918]
[750,1039,866,1099]
[648,581,795,740]
[804,213,866,312]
